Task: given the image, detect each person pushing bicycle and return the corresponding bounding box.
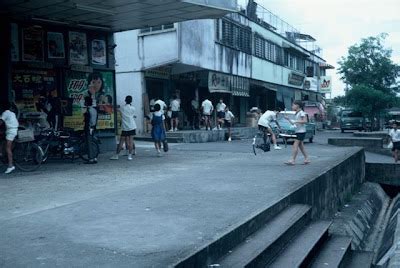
[0,102,19,174]
[257,108,282,150]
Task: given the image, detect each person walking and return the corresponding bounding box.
[110,96,137,161]
[201,98,214,131]
[169,95,180,132]
[389,121,400,163]
[83,96,98,164]
[0,102,19,174]
[151,103,167,157]
[224,106,235,142]
[284,100,310,165]
[257,108,282,150]
[216,99,226,130]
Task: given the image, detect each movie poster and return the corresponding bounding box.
[69,31,88,65]
[22,26,44,62]
[12,69,57,115]
[64,70,115,130]
[91,39,106,65]
[47,32,65,59]
[10,23,19,62]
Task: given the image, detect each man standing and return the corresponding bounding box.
[190,98,200,130]
[0,102,19,174]
[389,121,400,163]
[216,99,226,130]
[257,108,282,150]
[201,98,214,131]
[110,95,137,161]
[169,95,180,132]
[84,96,98,164]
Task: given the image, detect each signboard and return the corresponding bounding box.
[47,32,65,59]
[64,70,115,130]
[320,76,332,94]
[91,39,106,65]
[69,31,88,65]
[22,26,44,62]
[288,72,305,87]
[208,71,249,96]
[304,77,318,92]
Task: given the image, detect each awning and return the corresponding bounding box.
[282,42,310,58]
[250,79,278,92]
[319,63,335,69]
[208,71,249,97]
[1,0,237,32]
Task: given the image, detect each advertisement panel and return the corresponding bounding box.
[47,32,65,59]
[320,76,332,94]
[64,70,115,130]
[22,26,44,62]
[69,31,88,65]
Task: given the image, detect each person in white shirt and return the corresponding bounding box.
[216,99,227,130]
[285,100,310,165]
[110,96,137,161]
[155,99,167,114]
[169,95,180,132]
[258,109,282,150]
[389,121,400,163]
[224,106,235,142]
[0,102,19,174]
[201,98,214,130]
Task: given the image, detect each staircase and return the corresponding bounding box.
[175,204,374,268]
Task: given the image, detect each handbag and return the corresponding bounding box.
[163,139,169,152]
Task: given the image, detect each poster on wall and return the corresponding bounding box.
[10,23,19,62]
[91,39,106,65]
[320,76,332,94]
[22,26,44,61]
[69,31,88,65]
[12,69,57,115]
[47,32,65,59]
[64,70,115,130]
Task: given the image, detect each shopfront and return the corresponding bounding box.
[2,20,117,147]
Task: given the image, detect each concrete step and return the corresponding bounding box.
[309,236,352,268]
[343,250,374,268]
[268,220,331,268]
[218,204,311,268]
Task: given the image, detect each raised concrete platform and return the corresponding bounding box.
[328,137,392,156]
[353,131,390,144]
[0,143,364,267]
[136,127,257,143]
[366,163,400,186]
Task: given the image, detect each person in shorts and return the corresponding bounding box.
[284,100,310,165]
[224,106,235,142]
[201,98,214,130]
[111,96,137,161]
[389,121,400,163]
[0,102,19,174]
[257,108,282,150]
[169,95,180,132]
[216,99,226,130]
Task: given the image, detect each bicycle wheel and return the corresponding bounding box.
[79,140,99,161]
[14,142,43,172]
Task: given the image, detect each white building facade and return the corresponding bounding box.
[115,1,333,134]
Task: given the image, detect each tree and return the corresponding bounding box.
[338,33,399,94]
[337,34,400,126]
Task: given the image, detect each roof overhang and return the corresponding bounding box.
[282,42,310,58]
[319,63,335,69]
[0,0,238,32]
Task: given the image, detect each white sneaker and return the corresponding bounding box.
[5,166,15,174]
[274,145,282,150]
[128,154,133,161]
[157,150,162,157]
[174,128,178,132]
[110,155,119,160]
[169,129,174,132]
[228,137,232,142]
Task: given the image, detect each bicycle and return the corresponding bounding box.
[1,136,44,172]
[252,128,272,155]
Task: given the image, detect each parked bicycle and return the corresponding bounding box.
[252,128,281,155]
[36,128,100,163]
[1,129,43,172]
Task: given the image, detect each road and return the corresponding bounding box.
[0,130,390,267]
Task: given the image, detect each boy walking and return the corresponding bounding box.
[224,106,235,142]
[0,102,19,174]
[169,95,180,132]
[389,121,400,163]
[84,96,98,164]
[216,99,226,130]
[111,96,137,160]
[257,108,282,150]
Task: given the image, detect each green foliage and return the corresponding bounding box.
[346,84,396,118]
[332,95,347,106]
[338,33,400,94]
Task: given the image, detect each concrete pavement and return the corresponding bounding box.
[1,135,362,267]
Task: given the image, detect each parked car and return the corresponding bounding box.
[340,110,365,133]
[273,111,316,143]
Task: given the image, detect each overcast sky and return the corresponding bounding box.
[239,0,400,97]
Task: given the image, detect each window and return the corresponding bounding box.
[296,57,305,73]
[218,19,252,54]
[254,35,265,58]
[140,24,175,34]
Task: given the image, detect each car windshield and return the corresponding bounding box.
[277,113,296,121]
[342,111,362,117]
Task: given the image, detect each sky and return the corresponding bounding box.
[239,0,400,97]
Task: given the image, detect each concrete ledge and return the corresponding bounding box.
[329,183,389,251]
[328,137,383,149]
[174,148,365,267]
[366,163,400,186]
[354,131,390,144]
